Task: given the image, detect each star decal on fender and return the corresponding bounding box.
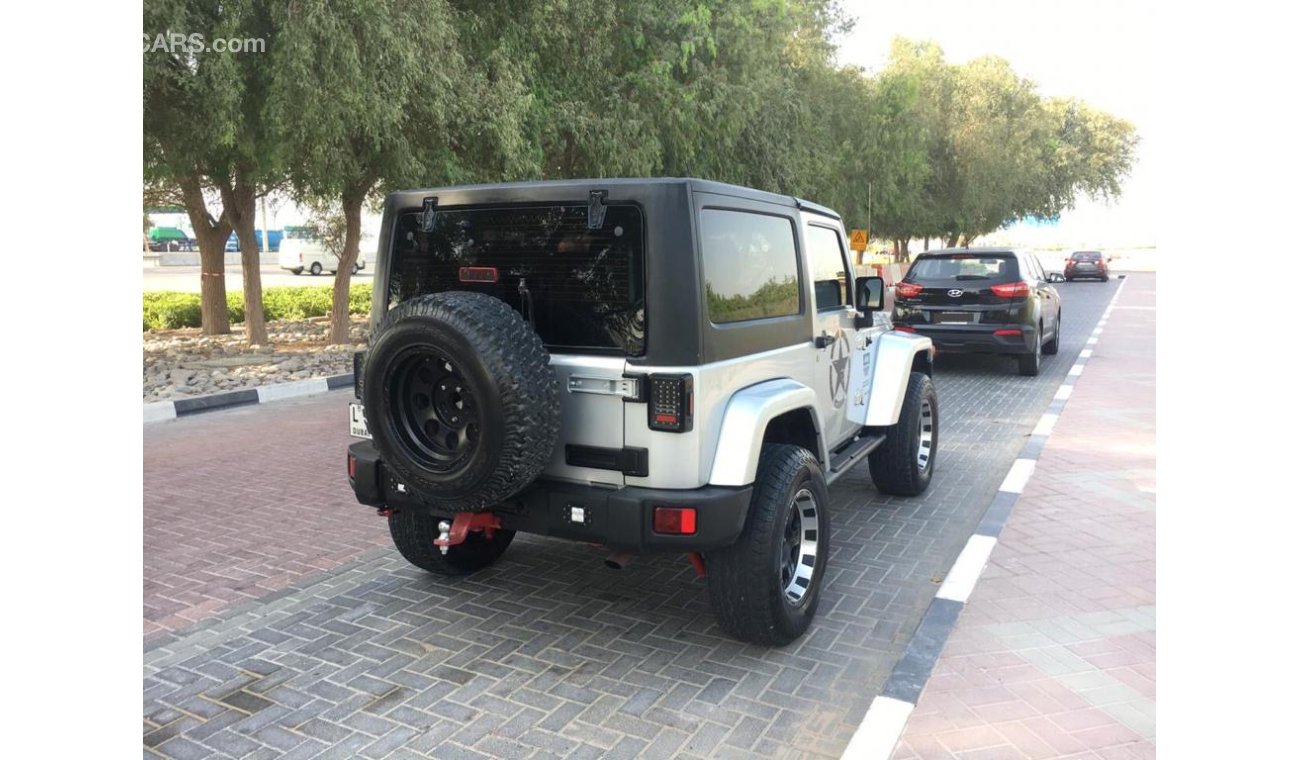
[829,330,851,408]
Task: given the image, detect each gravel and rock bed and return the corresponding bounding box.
[143,316,370,402]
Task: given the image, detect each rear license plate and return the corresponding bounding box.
[349,403,371,439]
[936,312,975,324]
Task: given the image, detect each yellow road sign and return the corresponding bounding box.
[849,229,868,252]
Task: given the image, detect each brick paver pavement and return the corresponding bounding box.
[893,273,1156,759]
[144,279,1123,758]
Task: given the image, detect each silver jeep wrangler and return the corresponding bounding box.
[347,178,937,645]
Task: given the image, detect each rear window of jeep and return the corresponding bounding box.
[388,204,646,355]
[700,209,802,324]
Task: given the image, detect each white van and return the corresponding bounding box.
[279,229,368,276]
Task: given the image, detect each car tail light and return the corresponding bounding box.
[648,374,693,433]
[653,507,697,535]
[991,281,1031,298]
[894,325,916,333]
[895,281,923,298]
[347,452,357,479]
[993,329,1022,336]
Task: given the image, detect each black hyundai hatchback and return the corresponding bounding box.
[892,248,1061,376]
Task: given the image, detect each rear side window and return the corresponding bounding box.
[906,254,1020,284]
[1071,251,1103,261]
[388,203,645,355]
[700,209,802,324]
[805,225,849,310]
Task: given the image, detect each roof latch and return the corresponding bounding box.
[420,196,439,233]
[587,190,608,229]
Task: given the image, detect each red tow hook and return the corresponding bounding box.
[687,552,706,578]
[434,512,502,554]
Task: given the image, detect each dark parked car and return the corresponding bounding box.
[892,248,1061,376]
[1065,250,1110,281]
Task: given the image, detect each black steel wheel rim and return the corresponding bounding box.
[386,348,483,472]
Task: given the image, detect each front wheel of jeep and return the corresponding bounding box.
[388,511,515,576]
[706,444,830,646]
[868,371,938,496]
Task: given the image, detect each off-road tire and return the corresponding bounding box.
[1018,329,1042,376]
[388,511,515,575]
[363,291,560,512]
[868,372,938,496]
[1043,313,1060,355]
[310,262,323,275]
[707,444,830,646]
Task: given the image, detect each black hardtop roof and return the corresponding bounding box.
[385,177,841,220]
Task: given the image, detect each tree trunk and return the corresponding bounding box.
[221,178,269,345]
[179,175,232,335]
[945,232,960,247]
[923,237,930,252]
[329,186,367,345]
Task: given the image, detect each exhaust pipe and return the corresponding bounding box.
[604,552,635,570]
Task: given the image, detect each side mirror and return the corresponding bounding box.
[1048,272,1066,283]
[854,276,885,327]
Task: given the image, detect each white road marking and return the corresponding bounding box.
[256,377,330,403]
[999,458,1037,494]
[1069,364,1085,376]
[841,696,915,760]
[937,535,999,603]
[1032,413,1059,437]
[1054,385,1073,401]
[143,402,177,424]
[1080,349,1093,358]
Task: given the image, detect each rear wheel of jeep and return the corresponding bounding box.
[363,291,560,512]
[707,444,830,646]
[388,511,515,576]
[868,372,938,496]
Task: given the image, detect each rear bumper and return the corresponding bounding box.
[906,324,1038,354]
[348,441,752,553]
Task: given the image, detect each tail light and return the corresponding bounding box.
[648,374,693,433]
[347,452,357,479]
[895,281,923,298]
[653,507,697,535]
[894,325,916,333]
[990,281,1031,298]
[993,329,1022,336]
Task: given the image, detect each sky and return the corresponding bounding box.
[834,0,1156,248]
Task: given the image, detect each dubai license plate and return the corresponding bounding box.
[349,403,371,439]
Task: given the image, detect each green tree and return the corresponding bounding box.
[144,0,275,343]
[269,0,529,344]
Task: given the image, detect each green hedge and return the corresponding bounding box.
[143,284,372,331]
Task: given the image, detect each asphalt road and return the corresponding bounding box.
[143,276,1132,759]
[144,264,374,293]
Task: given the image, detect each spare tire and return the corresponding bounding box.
[362,291,560,511]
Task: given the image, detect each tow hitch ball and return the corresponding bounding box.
[433,512,502,555]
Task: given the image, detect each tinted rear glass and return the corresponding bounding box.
[906,254,1020,284]
[1071,251,1102,261]
[389,204,645,355]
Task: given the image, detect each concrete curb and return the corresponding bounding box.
[841,275,1130,760]
[142,373,354,424]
